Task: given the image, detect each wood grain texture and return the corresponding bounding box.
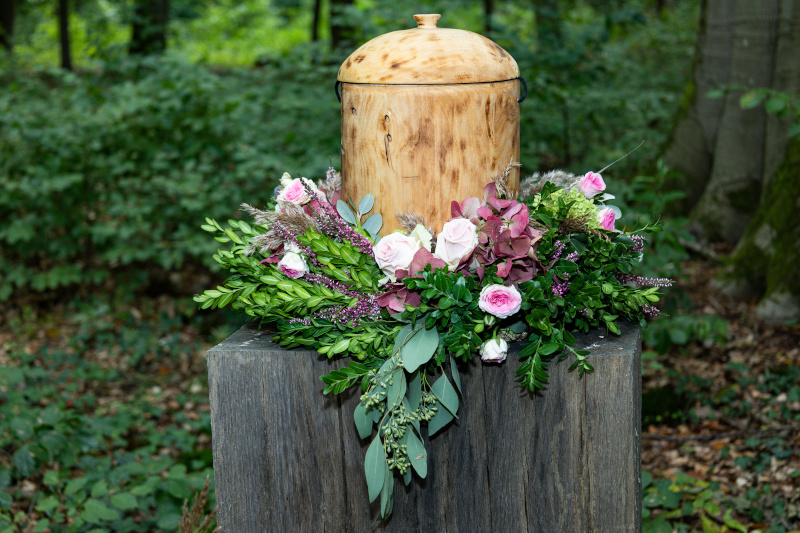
[337,14,518,85]
[207,322,641,532]
[341,81,520,235]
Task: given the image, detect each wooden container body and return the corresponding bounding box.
[341,81,520,235]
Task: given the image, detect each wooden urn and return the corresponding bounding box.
[338,13,522,236]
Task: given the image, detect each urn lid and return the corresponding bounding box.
[337,14,519,85]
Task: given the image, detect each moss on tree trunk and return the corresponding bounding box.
[715,138,800,323]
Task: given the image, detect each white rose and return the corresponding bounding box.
[434,218,478,271]
[277,252,308,279]
[373,232,421,282]
[480,338,508,363]
[279,172,293,187]
[409,224,433,252]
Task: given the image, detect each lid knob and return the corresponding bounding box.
[414,14,441,28]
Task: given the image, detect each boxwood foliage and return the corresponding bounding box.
[0,56,340,299]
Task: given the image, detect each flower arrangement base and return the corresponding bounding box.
[206,322,642,532]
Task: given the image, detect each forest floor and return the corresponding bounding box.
[1,256,798,532]
[641,256,800,531]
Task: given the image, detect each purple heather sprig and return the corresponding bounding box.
[641,305,660,316]
[616,273,673,288]
[303,272,381,326]
[312,202,375,258]
[312,295,382,327]
[550,240,566,263]
[305,272,360,299]
[551,277,570,297]
[630,234,645,253]
[272,221,321,267]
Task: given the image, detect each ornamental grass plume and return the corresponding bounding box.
[317,166,342,204]
[491,159,522,199]
[242,202,314,255]
[178,475,216,533]
[396,212,435,241]
[519,169,579,199]
[557,212,605,239]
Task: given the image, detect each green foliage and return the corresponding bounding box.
[503,1,699,173]
[0,299,216,532]
[709,86,800,137]
[642,472,749,533]
[0,56,340,300]
[354,323,453,517]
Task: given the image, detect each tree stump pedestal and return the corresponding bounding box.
[206,323,642,532]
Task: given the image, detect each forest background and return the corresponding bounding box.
[1,0,798,532]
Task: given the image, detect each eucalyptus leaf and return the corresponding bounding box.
[354,402,373,439]
[431,373,459,417]
[358,194,375,216]
[337,200,357,225]
[391,324,415,354]
[403,468,412,486]
[401,327,439,373]
[362,213,383,235]
[427,402,454,437]
[407,369,422,411]
[386,371,407,408]
[377,358,395,392]
[365,437,387,502]
[450,357,462,395]
[402,429,427,478]
[403,398,420,433]
[380,464,394,518]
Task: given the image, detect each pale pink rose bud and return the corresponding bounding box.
[279,172,294,187]
[434,218,478,271]
[577,172,606,199]
[478,284,522,319]
[597,207,617,231]
[373,232,421,282]
[277,178,311,205]
[277,252,308,278]
[480,338,509,363]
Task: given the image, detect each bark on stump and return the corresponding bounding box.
[207,322,642,532]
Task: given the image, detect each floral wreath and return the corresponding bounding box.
[196,164,669,518]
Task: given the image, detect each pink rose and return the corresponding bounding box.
[480,338,508,363]
[434,218,478,271]
[577,172,606,199]
[478,284,522,319]
[596,207,617,231]
[277,252,308,278]
[373,233,421,281]
[277,178,311,205]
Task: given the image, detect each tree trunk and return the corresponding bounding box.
[311,0,321,42]
[0,0,16,52]
[130,0,168,55]
[663,0,800,322]
[714,138,800,322]
[58,0,72,70]
[484,0,494,35]
[330,0,355,50]
[534,0,563,48]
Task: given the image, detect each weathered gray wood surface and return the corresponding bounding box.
[207,323,641,532]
